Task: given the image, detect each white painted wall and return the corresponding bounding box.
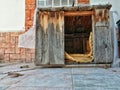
[0,0,25,32]
[90,0,120,21]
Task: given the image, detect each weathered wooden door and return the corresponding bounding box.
[35,11,64,65]
[93,9,113,63]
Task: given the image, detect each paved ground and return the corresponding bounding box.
[0,63,120,90]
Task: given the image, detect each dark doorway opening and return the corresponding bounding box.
[64,15,93,64]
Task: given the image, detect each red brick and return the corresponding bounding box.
[0,0,36,63]
[30,9,35,20]
[26,10,31,20]
[9,43,15,48]
[20,52,26,60]
[26,5,35,10]
[15,47,21,54]
[5,33,10,43]
[26,48,35,53]
[18,32,25,35]
[0,48,4,61]
[26,53,32,61]
[5,48,15,54]
[0,33,6,37]
[10,36,16,44]
[15,37,19,43]
[0,37,5,43]
[10,54,21,61]
[1,43,9,48]
[10,32,19,37]
[26,0,36,5]
[20,48,26,54]
[4,54,10,61]
[0,48,4,54]
[31,53,35,58]
[78,0,89,4]
[25,20,33,27]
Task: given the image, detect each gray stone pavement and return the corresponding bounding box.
[0,63,120,90]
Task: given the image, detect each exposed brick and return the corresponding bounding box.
[9,43,16,48]
[30,9,35,20]
[1,43,9,48]
[0,0,36,63]
[5,33,10,43]
[20,53,26,59]
[18,31,26,35]
[25,20,33,27]
[10,54,21,61]
[0,48,4,61]
[26,48,35,53]
[4,54,10,61]
[5,48,15,54]
[10,36,16,44]
[78,0,89,4]
[26,0,36,5]
[20,48,26,54]
[0,33,6,37]
[26,53,32,61]
[15,37,19,43]
[15,47,21,54]
[0,48,4,54]
[0,37,5,43]
[26,5,36,10]
[31,53,35,58]
[10,32,19,37]
[26,9,31,20]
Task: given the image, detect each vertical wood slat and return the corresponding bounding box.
[35,11,64,65]
[93,9,113,63]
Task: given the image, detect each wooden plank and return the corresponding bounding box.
[94,26,113,63]
[38,4,112,11]
[64,11,93,16]
[64,64,111,68]
[93,8,113,64]
[35,12,50,65]
[49,12,64,64]
[35,11,64,65]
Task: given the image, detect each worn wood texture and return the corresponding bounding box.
[93,8,113,63]
[38,4,112,12]
[64,11,93,16]
[35,11,64,65]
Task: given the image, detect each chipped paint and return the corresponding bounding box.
[39,12,49,34]
[94,9,109,23]
[39,11,64,33]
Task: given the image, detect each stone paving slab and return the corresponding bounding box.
[72,68,120,90]
[74,87,120,90]
[0,74,7,79]
[0,85,8,90]
[0,63,36,74]
[6,86,72,90]
[0,63,120,90]
[12,69,72,87]
[72,68,111,74]
[0,75,26,85]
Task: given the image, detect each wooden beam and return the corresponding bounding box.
[64,11,93,16]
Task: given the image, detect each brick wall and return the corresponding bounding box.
[0,0,89,63]
[0,0,36,63]
[78,0,89,4]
